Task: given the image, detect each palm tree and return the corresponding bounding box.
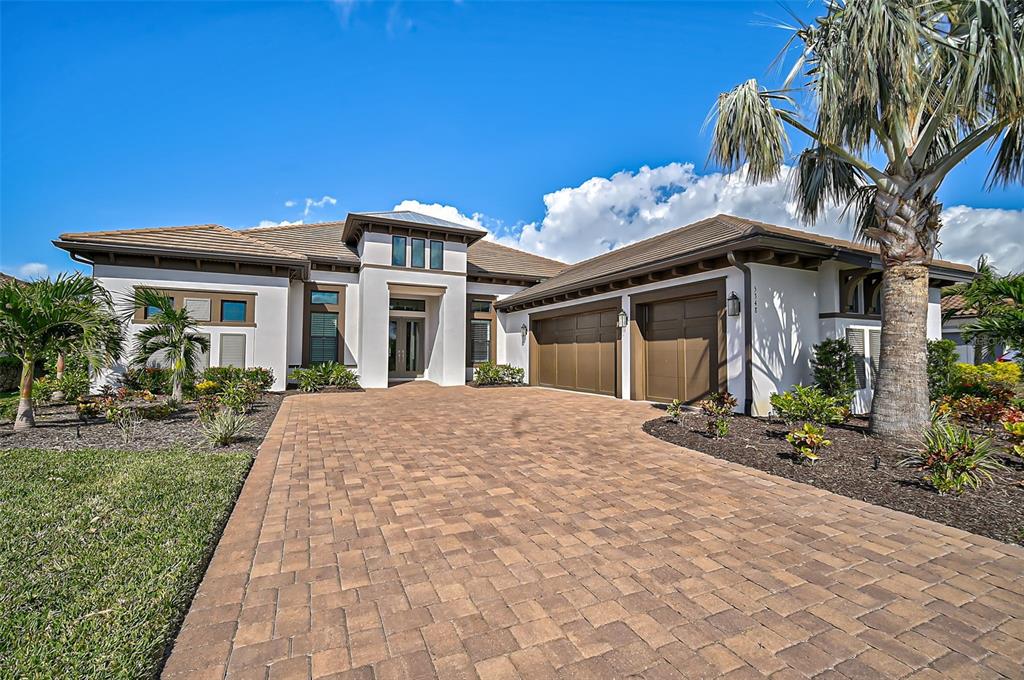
[708,0,1023,445]
[943,255,1002,359]
[0,274,124,430]
[960,274,1024,356]
[129,288,210,401]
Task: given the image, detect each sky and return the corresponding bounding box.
[2,0,1022,280]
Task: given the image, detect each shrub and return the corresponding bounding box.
[0,356,21,392]
[1003,420,1024,459]
[770,384,848,425]
[75,399,102,420]
[202,409,249,447]
[290,363,359,392]
[927,339,960,401]
[786,422,831,464]
[811,338,858,404]
[52,370,90,402]
[31,377,55,404]
[200,367,274,392]
[948,395,1008,424]
[196,395,221,423]
[900,419,1005,495]
[124,367,170,395]
[474,362,526,386]
[1,394,20,422]
[954,362,1021,400]
[219,378,260,414]
[698,391,736,438]
[108,404,142,446]
[194,380,219,396]
[136,402,177,421]
[666,399,683,422]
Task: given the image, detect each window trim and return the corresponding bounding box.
[429,240,443,270]
[466,294,498,367]
[392,235,407,267]
[302,283,347,366]
[132,287,256,326]
[219,333,247,368]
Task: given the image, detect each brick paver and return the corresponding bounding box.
[163,383,1024,679]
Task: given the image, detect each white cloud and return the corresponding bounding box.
[304,195,338,216]
[391,199,487,230]
[255,219,304,229]
[16,262,49,279]
[284,200,297,208]
[937,205,1024,273]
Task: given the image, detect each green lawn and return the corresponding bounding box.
[0,447,252,678]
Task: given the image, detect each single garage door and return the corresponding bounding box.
[533,308,618,396]
[642,294,718,404]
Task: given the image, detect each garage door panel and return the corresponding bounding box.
[531,307,618,396]
[642,295,720,404]
[684,296,718,319]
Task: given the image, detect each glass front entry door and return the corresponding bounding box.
[388,318,424,379]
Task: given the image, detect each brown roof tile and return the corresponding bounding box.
[246,221,359,265]
[467,239,567,280]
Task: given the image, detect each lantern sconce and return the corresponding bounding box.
[727,292,742,317]
[520,323,529,344]
[616,309,628,328]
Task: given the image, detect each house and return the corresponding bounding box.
[940,294,1005,365]
[55,212,973,415]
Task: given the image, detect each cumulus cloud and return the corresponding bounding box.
[391,199,488,230]
[936,205,1024,273]
[304,195,338,216]
[284,200,297,208]
[255,219,304,229]
[17,262,49,279]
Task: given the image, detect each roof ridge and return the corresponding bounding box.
[246,220,347,232]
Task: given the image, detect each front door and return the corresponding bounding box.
[388,317,424,379]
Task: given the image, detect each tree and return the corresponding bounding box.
[942,255,1001,359]
[708,0,1024,445]
[960,274,1024,358]
[811,338,858,405]
[129,288,210,401]
[0,275,123,430]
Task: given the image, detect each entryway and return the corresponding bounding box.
[388,317,424,380]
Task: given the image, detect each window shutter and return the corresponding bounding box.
[845,328,867,389]
[868,329,881,379]
[196,333,211,369]
[219,334,246,368]
[471,320,491,363]
[184,298,211,322]
[309,312,339,364]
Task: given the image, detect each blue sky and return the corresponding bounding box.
[2,0,1022,277]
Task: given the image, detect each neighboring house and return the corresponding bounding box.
[940,294,1004,364]
[55,212,973,415]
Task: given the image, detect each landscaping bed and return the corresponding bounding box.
[643,412,1024,545]
[0,392,284,453]
[0,447,252,678]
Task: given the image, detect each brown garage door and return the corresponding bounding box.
[533,308,618,396]
[642,294,718,404]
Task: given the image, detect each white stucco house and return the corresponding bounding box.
[55,211,973,415]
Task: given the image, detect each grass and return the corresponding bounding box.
[0,447,252,679]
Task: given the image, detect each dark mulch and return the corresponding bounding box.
[0,393,285,454]
[468,382,528,389]
[643,412,1024,545]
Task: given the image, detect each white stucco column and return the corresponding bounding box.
[619,292,631,400]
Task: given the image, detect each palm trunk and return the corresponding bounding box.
[52,353,66,402]
[171,378,183,402]
[867,192,941,447]
[870,263,931,446]
[14,360,35,430]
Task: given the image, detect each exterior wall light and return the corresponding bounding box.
[520,323,529,343]
[727,292,741,317]
[616,310,628,328]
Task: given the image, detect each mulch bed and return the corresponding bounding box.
[643,412,1024,545]
[0,393,285,454]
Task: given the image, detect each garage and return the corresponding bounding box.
[631,279,727,404]
[531,303,619,396]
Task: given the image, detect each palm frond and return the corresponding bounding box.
[708,79,792,183]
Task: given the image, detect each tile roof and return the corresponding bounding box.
[354,210,488,233]
[498,213,974,307]
[467,239,567,280]
[57,223,307,262]
[941,294,975,318]
[246,221,360,265]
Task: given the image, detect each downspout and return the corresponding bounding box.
[727,251,753,416]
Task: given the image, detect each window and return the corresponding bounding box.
[392,235,407,266]
[845,327,882,390]
[845,328,868,389]
[430,240,443,269]
[220,300,247,322]
[470,320,491,363]
[183,297,211,322]
[310,290,339,305]
[411,238,425,268]
[219,334,246,368]
[196,333,211,369]
[389,298,425,312]
[470,299,492,313]
[309,312,339,364]
[143,296,173,319]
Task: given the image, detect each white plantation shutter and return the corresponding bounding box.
[846,327,868,389]
[184,297,211,322]
[470,320,491,363]
[309,312,339,364]
[868,329,881,379]
[196,333,211,369]
[219,334,246,368]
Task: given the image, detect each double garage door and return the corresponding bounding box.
[533,308,618,396]
[532,291,720,403]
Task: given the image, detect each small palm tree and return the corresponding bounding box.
[129,288,210,401]
[961,275,1024,356]
[708,0,1023,445]
[0,274,123,430]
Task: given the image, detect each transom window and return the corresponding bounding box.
[470,299,492,313]
[392,235,407,267]
[389,298,425,312]
[310,290,339,305]
[220,300,247,323]
[411,238,425,268]
[429,240,443,269]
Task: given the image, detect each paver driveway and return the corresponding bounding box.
[163,383,1024,679]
